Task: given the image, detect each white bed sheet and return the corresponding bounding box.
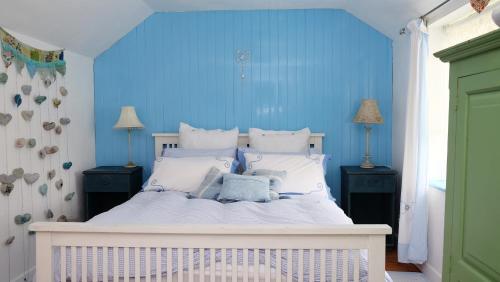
[54,191,392,282]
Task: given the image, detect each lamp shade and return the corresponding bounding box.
[353,99,384,124]
[114,106,144,129]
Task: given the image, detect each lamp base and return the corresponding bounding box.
[360,156,375,168]
[124,162,137,168]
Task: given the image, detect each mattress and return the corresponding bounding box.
[54,191,392,282]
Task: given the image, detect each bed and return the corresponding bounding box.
[30,132,392,282]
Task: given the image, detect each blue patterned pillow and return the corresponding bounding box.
[218,174,271,202]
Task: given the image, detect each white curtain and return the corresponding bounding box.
[398,19,429,264]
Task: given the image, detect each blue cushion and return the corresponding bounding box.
[218,174,271,202]
[191,167,223,199]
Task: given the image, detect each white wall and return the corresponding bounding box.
[0,29,95,282]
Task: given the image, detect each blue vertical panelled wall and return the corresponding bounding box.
[94,9,393,201]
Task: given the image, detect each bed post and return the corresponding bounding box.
[35,231,53,282]
[368,234,386,282]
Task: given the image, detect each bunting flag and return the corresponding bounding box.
[470,0,490,13]
[0,27,66,81]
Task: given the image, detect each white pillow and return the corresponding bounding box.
[179,122,239,149]
[143,156,234,193]
[244,152,328,197]
[248,128,311,153]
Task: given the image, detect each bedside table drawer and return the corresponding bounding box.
[84,174,130,192]
[348,175,395,193]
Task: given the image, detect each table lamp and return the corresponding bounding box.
[353,99,384,169]
[114,106,144,168]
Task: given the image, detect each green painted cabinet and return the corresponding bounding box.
[435,30,500,281]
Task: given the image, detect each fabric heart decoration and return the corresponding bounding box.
[2,51,13,68]
[23,173,40,185]
[15,138,26,148]
[34,95,47,105]
[0,113,12,126]
[47,169,56,180]
[38,149,46,159]
[55,125,62,135]
[13,94,22,107]
[57,215,67,222]
[14,213,32,225]
[0,174,17,184]
[0,183,14,196]
[21,85,32,95]
[38,183,48,196]
[60,117,71,125]
[4,236,15,246]
[43,122,56,131]
[470,0,490,12]
[27,138,36,148]
[0,72,7,84]
[63,162,72,170]
[55,179,63,190]
[52,98,61,108]
[44,146,59,154]
[12,168,24,179]
[46,209,54,219]
[59,86,68,96]
[21,110,34,122]
[64,192,75,201]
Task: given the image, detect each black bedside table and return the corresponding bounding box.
[83,166,143,220]
[340,166,398,247]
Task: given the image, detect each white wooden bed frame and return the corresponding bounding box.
[30,133,391,282]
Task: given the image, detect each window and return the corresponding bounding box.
[427,1,500,190]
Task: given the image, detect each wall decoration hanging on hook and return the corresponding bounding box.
[235,49,250,80]
[0,27,66,79]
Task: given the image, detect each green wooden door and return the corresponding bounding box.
[445,68,500,281]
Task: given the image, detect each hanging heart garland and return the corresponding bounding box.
[470,0,490,13]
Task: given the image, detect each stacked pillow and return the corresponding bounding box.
[144,124,331,202]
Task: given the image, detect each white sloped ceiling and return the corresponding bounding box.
[0,0,461,58]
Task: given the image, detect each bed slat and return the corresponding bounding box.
[71,246,77,282]
[135,247,140,282]
[145,247,151,282]
[342,250,348,282]
[103,247,108,282]
[60,246,66,282]
[275,249,282,282]
[124,247,130,282]
[92,247,98,282]
[286,249,293,282]
[82,246,88,282]
[167,248,173,282]
[156,248,162,282]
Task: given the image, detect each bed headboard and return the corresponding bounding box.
[152,133,325,157]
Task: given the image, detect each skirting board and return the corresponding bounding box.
[11,266,35,282]
[417,263,442,282]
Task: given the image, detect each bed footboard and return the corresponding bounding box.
[29,223,391,282]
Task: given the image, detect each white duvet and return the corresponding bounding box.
[56,191,392,281]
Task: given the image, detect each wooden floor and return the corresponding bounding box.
[385,248,421,272]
